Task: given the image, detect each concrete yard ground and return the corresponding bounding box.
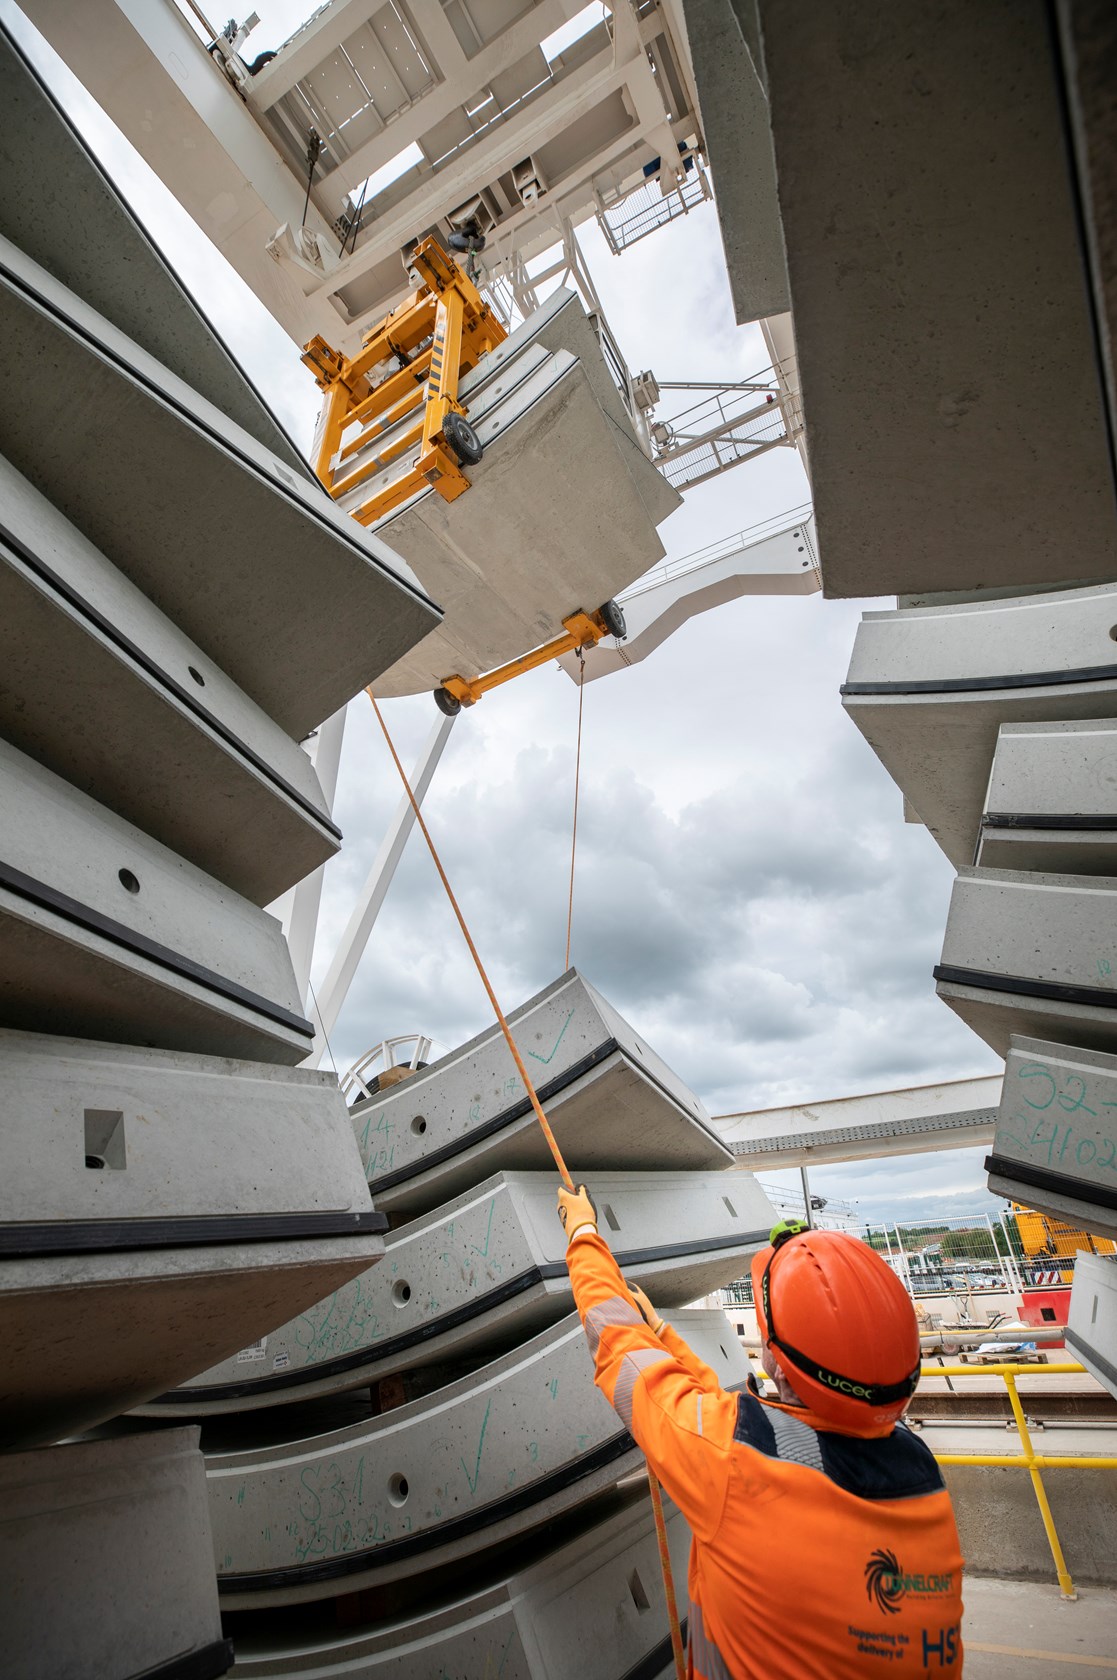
[964,1576,1117,1675]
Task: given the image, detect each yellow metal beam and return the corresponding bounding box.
[439,610,613,708]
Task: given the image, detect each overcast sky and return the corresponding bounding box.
[6,0,1007,1226]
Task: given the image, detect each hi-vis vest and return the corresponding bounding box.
[567,1232,965,1679]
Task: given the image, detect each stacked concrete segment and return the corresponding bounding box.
[227,1489,690,1679]
[0,25,440,1675]
[682,0,1117,1419]
[149,1169,770,1415]
[190,972,770,1669]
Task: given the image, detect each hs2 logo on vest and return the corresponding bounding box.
[865,1549,955,1615]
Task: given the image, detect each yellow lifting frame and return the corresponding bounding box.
[301,238,507,527]
[437,608,617,712]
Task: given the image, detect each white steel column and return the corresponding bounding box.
[306,712,457,1066]
[283,706,348,1008]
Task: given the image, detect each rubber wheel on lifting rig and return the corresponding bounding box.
[434,687,462,716]
[443,412,484,467]
[598,598,627,639]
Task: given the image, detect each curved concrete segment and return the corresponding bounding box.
[369,294,679,698]
[842,585,1117,866]
[0,738,313,1063]
[229,1489,690,1679]
[1,1234,387,1451]
[210,1310,748,1607]
[987,1036,1117,1240]
[0,454,338,905]
[758,0,1117,598]
[0,234,439,737]
[350,970,730,1218]
[978,721,1117,879]
[2,1429,231,1680]
[0,1029,378,1228]
[936,868,1117,1057]
[1067,1254,1117,1403]
[0,23,307,477]
[150,1170,773,1414]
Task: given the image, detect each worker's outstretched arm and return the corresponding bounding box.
[562,1202,737,1544]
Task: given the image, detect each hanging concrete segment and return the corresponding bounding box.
[350,970,731,1217]
[147,1169,774,1415]
[208,1311,749,1608]
[367,290,681,696]
[0,233,439,737]
[842,585,1117,868]
[986,1036,1117,1241]
[227,1489,689,1679]
[936,868,1117,1058]
[2,1430,232,1680]
[0,454,339,905]
[976,721,1117,879]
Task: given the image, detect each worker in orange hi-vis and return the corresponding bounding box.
[558,1187,965,1678]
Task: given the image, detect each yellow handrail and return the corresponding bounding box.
[920,1360,1117,1599]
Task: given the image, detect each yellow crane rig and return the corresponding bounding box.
[300,237,626,712]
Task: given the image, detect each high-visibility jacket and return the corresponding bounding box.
[566,1230,965,1679]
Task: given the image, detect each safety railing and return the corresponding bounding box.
[924,1362,1117,1599]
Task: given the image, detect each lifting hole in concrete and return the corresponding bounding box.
[85,1108,126,1170]
[602,1203,621,1232]
[188,666,206,686]
[118,868,140,894]
[722,1196,738,1218]
[1110,626,1117,641]
[392,1280,411,1308]
[388,1473,409,1506]
[1092,1295,1099,1324]
[411,1115,427,1135]
[628,1568,651,1614]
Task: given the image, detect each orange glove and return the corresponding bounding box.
[626,1279,665,1336]
[557,1183,598,1245]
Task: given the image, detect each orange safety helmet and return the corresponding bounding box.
[751,1222,920,1431]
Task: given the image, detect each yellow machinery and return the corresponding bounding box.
[302,239,628,709]
[1012,1202,1116,1282]
[301,237,507,525]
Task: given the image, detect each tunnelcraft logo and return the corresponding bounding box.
[865,1550,954,1615]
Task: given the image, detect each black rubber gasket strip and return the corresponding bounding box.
[151,1229,769,1403]
[983,1153,1117,1213]
[129,1637,235,1680]
[365,1037,727,1194]
[983,812,1117,832]
[934,965,1117,1014]
[365,1039,621,1191]
[841,664,1117,697]
[0,253,439,612]
[1065,1328,1117,1390]
[0,858,314,1038]
[218,1433,638,1594]
[0,519,341,841]
[0,1208,389,1257]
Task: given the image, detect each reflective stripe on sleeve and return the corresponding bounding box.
[689,1601,735,1680]
[584,1293,644,1358]
[612,1346,673,1429]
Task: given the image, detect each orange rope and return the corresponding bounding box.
[366,689,573,1190]
[366,686,685,1680]
[648,1472,687,1678]
[563,650,586,971]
